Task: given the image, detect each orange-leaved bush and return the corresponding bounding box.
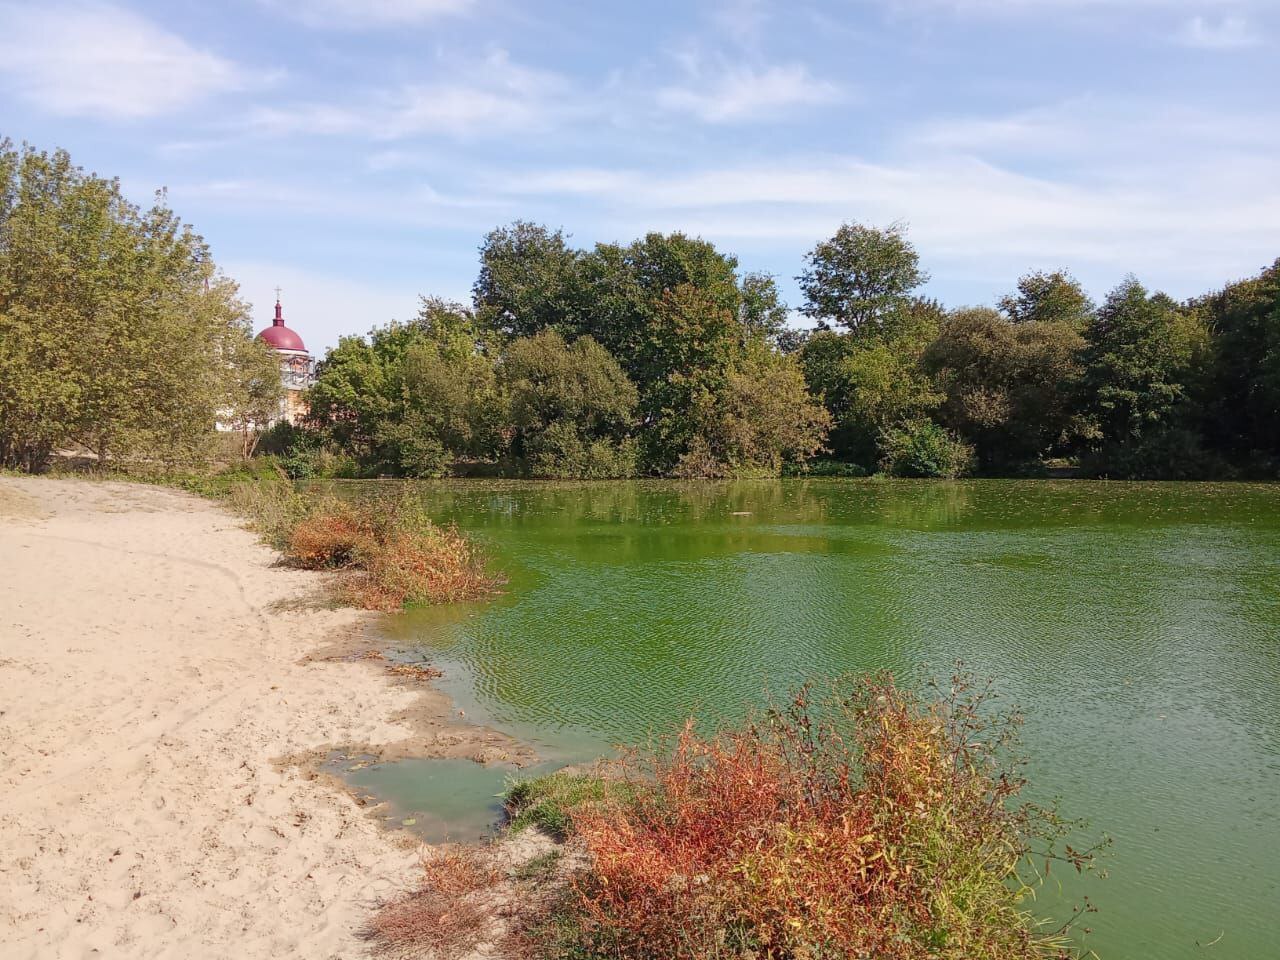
[284,496,503,610]
[555,674,1102,960]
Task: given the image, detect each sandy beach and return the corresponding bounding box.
[0,477,509,959]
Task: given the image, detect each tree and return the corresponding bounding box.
[923,307,1084,469]
[306,299,502,476]
[798,221,928,335]
[998,270,1094,328]
[880,419,975,479]
[473,221,581,339]
[502,329,638,478]
[0,140,265,471]
[799,300,942,467]
[578,231,743,385]
[1078,277,1211,475]
[688,344,831,477]
[634,283,743,472]
[1197,259,1280,462]
[738,272,790,344]
[222,336,284,458]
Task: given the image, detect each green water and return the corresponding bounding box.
[363,479,1279,959]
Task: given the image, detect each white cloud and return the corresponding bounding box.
[0,2,248,119]
[1176,15,1262,48]
[486,100,1280,293]
[908,99,1280,160]
[657,63,842,123]
[260,0,472,28]
[247,50,571,139]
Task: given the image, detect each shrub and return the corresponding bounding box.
[880,419,975,478]
[782,458,870,478]
[532,675,1102,960]
[287,503,371,568]
[527,423,640,479]
[353,518,504,609]
[226,473,310,550]
[1080,425,1228,480]
[228,482,504,610]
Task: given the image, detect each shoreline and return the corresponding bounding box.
[0,476,531,958]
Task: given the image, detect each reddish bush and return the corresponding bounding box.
[558,674,1101,960]
[281,496,504,610]
[287,507,370,568]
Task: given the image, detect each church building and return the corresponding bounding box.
[255,293,314,425]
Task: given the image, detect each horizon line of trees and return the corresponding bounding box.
[282,219,1280,481]
[2,140,1276,482]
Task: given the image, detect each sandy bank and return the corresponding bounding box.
[0,477,521,959]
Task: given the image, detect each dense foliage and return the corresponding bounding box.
[291,222,1280,478]
[0,141,279,471]
[295,224,830,478]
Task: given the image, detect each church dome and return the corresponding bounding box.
[257,298,307,352]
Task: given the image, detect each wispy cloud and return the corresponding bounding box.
[247,50,572,139]
[0,2,249,118]
[487,100,1280,284]
[1176,15,1262,49]
[657,62,842,123]
[259,0,473,28]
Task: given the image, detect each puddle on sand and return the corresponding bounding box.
[328,753,560,844]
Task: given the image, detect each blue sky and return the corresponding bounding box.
[1,0,1277,352]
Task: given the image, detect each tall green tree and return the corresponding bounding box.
[502,329,638,478]
[1078,277,1211,476]
[1197,259,1280,462]
[799,300,942,467]
[998,270,1094,328]
[798,221,928,335]
[679,343,831,477]
[924,307,1084,469]
[738,272,790,344]
[306,298,502,476]
[473,221,581,339]
[0,140,266,471]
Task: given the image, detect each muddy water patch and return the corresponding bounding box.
[327,752,563,844]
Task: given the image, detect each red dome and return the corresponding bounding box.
[257,299,307,352]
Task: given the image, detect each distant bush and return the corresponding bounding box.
[880,419,975,479]
[526,424,639,480]
[782,458,870,478]
[1080,426,1229,480]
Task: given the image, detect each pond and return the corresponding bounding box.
[359,479,1279,959]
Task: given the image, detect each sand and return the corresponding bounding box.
[0,477,496,959]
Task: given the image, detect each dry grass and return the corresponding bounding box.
[367,847,504,958]
[229,479,504,611]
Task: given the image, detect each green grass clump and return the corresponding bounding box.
[504,773,630,839]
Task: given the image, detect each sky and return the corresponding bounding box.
[1,0,1277,353]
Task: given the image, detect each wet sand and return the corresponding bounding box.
[0,477,522,959]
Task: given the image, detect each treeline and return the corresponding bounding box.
[287,220,1279,480]
[281,223,830,479]
[0,141,280,472]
